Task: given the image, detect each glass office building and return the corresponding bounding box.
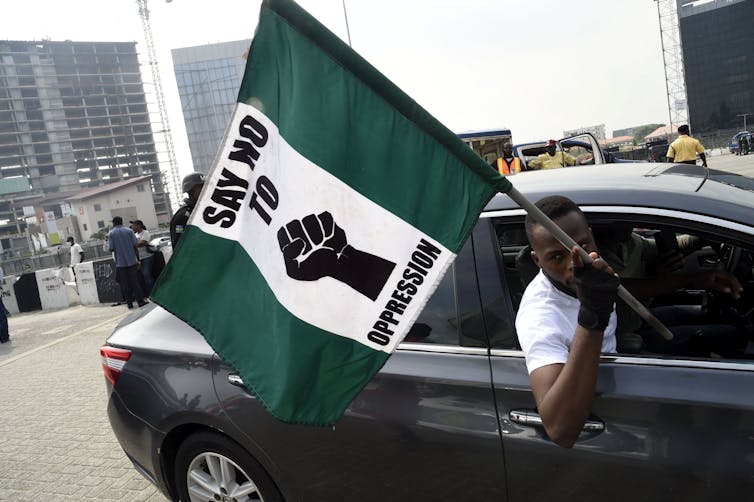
[679,0,754,132]
[172,39,251,174]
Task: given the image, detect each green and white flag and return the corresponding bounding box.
[152,0,511,426]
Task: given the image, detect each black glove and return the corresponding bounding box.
[573,261,620,331]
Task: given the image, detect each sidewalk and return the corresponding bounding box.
[0,304,168,501]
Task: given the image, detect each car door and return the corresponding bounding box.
[474,210,754,502]
[559,132,606,166]
[213,237,507,502]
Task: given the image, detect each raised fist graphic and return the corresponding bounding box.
[277,211,396,301]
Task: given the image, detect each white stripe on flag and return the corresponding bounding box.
[191,103,454,352]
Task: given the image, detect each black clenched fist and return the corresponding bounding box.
[277,212,396,301]
[277,211,347,282]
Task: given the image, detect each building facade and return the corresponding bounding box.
[0,40,170,254]
[63,176,158,242]
[563,124,606,141]
[172,39,251,174]
[679,0,754,132]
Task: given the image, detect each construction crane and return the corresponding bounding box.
[136,0,181,212]
[655,0,690,136]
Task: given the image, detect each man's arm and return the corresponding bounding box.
[530,325,603,448]
[698,152,707,167]
[529,249,619,448]
[528,157,541,169]
[622,270,741,300]
[666,144,675,162]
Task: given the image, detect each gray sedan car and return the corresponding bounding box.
[102,163,754,501]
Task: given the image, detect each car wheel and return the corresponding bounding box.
[175,431,283,502]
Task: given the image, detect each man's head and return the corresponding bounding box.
[66,237,74,245]
[502,142,514,157]
[130,219,144,232]
[525,195,595,291]
[112,216,123,226]
[182,172,205,202]
[678,124,690,136]
[546,139,557,156]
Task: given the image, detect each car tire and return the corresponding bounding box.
[174,430,283,502]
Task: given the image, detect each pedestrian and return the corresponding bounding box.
[130,220,154,297]
[528,140,577,170]
[170,172,205,248]
[108,216,147,309]
[67,236,84,281]
[0,264,9,344]
[666,124,707,167]
[494,142,523,175]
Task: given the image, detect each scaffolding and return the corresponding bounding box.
[656,0,690,135]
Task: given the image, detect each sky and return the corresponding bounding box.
[4,0,671,180]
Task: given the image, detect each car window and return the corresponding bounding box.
[403,237,486,347]
[487,214,754,361]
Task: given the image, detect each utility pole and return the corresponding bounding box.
[736,113,751,131]
[136,0,181,212]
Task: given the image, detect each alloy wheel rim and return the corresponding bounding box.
[186,451,263,502]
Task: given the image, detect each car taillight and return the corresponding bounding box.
[100,346,132,385]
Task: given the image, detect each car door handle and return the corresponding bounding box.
[228,374,246,387]
[227,374,256,399]
[509,410,605,432]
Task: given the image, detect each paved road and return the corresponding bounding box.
[0,304,169,501]
[708,149,754,176]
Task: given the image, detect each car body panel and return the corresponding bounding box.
[214,347,507,501]
[489,353,754,502]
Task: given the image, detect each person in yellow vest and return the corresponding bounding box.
[528,139,577,170]
[666,124,707,167]
[495,142,522,175]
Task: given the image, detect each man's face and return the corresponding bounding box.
[546,144,557,156]
[503,144,513,156]
[530,210,596,291]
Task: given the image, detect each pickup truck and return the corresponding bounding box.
[513,132,613,171]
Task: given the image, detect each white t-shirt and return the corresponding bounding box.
[135,229,151,260]
[70,243,83,267]
[515,270,617,374]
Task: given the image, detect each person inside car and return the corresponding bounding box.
[527,140,577,170]
[515,195,619,448]
[593,224,745,358]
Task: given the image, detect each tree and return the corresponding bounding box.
[633,123,666,144]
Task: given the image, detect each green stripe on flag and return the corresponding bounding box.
[152,226,389,426]
[240,0,511,253]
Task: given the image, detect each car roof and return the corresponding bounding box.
[484,163,754,226]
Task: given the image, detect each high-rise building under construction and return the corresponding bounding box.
[0,40,170,229]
